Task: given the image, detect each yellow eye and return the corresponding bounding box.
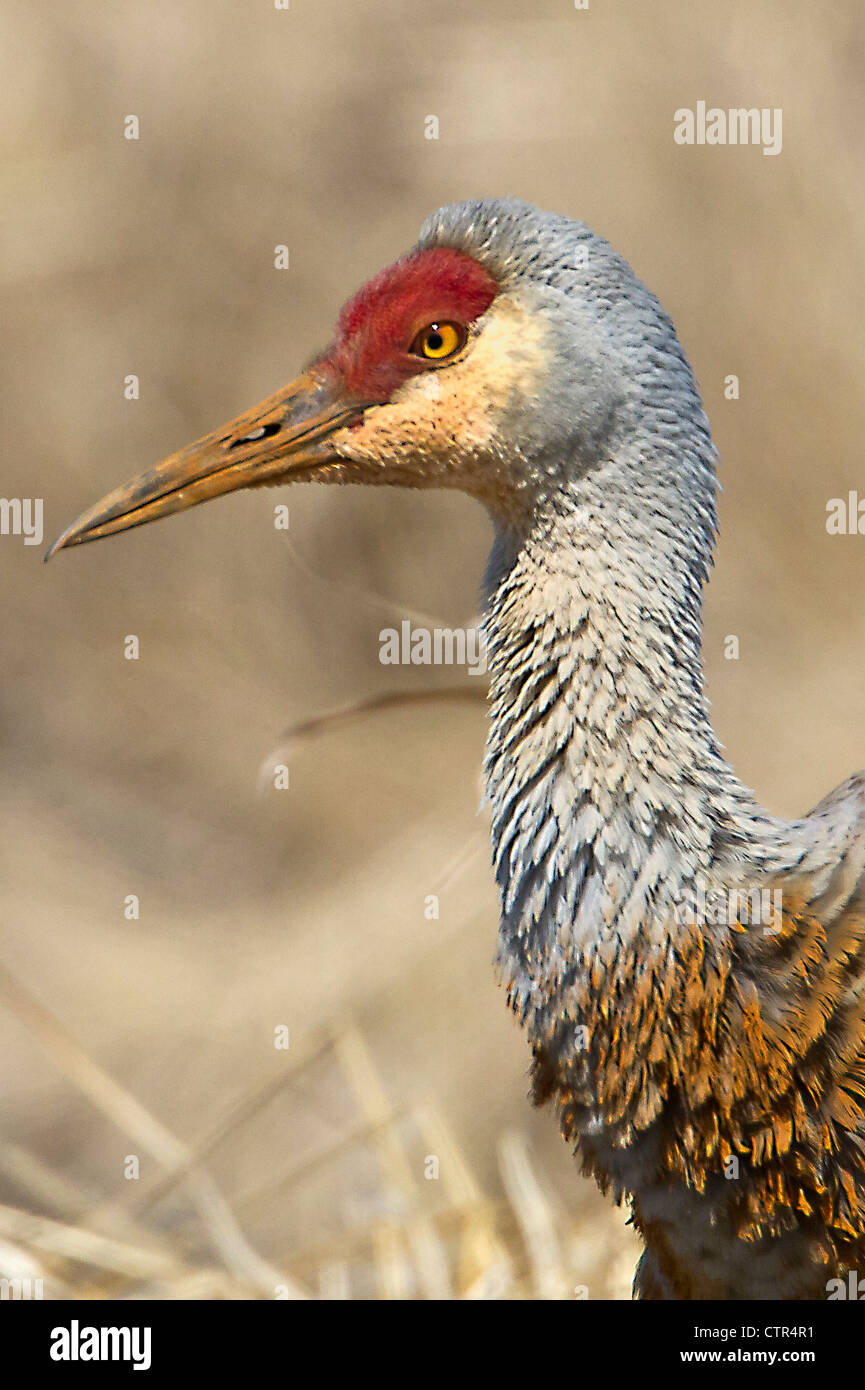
[410,321,466,361]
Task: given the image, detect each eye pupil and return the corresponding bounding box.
[427,330,444,351]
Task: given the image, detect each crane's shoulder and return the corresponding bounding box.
[805,769,865,839]
[778,770,865,928]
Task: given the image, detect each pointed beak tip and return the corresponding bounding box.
[46,368,359,560]
[44,530,76,562]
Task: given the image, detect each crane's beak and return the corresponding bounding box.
[45,368,364,560]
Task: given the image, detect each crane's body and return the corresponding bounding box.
[50,199,865,1299]
[484,479,865,1299]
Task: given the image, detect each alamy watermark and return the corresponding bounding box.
[50,1321,151,1370]
[379,620,487,676]
[826,492,865,535]
[674,103,782,157]
[1,1276,43,1300]
[826,1271,865,1300]
[0,497,43,546]
[673,882,783,934]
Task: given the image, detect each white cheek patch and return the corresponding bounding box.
[466,300,549,407]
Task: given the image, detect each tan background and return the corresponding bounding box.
[1,0,864,1298]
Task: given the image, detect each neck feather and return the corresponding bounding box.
[481,477,781,1008]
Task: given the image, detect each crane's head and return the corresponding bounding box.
[47,198,714,558]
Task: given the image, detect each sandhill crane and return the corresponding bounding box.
[49,198,865,1300]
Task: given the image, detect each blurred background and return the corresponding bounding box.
[1,0,864,1299]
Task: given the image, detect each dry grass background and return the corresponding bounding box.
[1,0,864,1298]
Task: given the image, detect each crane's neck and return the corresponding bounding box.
[481,470,772,1011]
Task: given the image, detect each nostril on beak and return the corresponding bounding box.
[231,421,282,448]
